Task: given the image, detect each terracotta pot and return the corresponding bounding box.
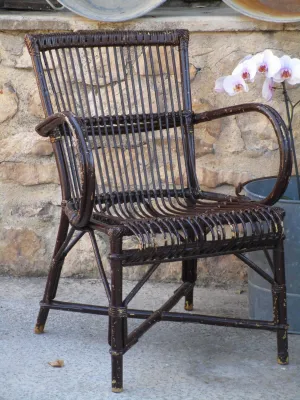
[223,0,300,22]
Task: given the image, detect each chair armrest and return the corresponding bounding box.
[193,103,292,206]
[36,111,95,229]
[36,113,68,137]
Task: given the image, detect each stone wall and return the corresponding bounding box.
[0,9,299,287]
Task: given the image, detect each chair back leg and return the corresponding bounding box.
[109,237,126,393]
[273,240,289,365]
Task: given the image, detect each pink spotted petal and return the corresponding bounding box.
[288,60,300,85]
[262,78,274,101]
[223,75,248,96]
[232,58,257,82]
[274,55,294,82]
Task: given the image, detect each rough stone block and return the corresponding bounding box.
[0,132,53,162]
[31,140,53,157]
[0,228,46,275]
[0,83,18,123]
[0,162,59,186]
[28,89,46,119]
[197,166,251,189]
[195,138,214,157]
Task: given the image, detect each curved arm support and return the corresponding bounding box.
[193,103,292,206]
[36,111,95,229]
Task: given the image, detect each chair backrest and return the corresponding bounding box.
[25,30,199,216]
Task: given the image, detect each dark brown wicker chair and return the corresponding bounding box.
[25,30,292,393]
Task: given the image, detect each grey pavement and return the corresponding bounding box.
[0,277,300,400]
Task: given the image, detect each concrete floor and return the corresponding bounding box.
[0,277,299,400]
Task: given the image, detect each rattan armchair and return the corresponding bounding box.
[25,30,292,393]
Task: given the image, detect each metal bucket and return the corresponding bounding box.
[0,0,62,10]
[57,0,166,22]
[223,0,300,22]
[245,177,300,334]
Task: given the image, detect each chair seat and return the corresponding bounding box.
[90,197,284,264]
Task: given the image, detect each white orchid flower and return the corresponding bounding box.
[214,76,226,93]
[238,54,254,64]
[254,50,281,78]
[273,55,300,85]
[223,75,249,96]
[214,75,249,96]
[262,78,275,101]
[232,57,257,82]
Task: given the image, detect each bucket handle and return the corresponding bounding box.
[236,176,279,197]
[45,0,65,10]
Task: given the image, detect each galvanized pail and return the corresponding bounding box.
[245,177,300,334]
[57,0,166,22]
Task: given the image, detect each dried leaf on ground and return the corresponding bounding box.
[48,359,64,368]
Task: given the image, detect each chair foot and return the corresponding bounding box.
[35,307,49,333]
[277,329,289,365]
[112,355,123,393]
[184,301,193,311]
[182,258,197,312]
[277,355,289,365]
[112,387,123,394]
[34,324,45,334]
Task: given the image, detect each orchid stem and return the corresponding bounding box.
[282,82,300,201]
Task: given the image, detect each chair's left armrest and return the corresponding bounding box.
[36,111,95,229]
[193,103,292,206]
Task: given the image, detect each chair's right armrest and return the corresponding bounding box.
[193,103,292,206]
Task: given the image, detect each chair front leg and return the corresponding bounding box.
[109,236,127,393]
[35,211,70,334]
[273,240,289,365]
